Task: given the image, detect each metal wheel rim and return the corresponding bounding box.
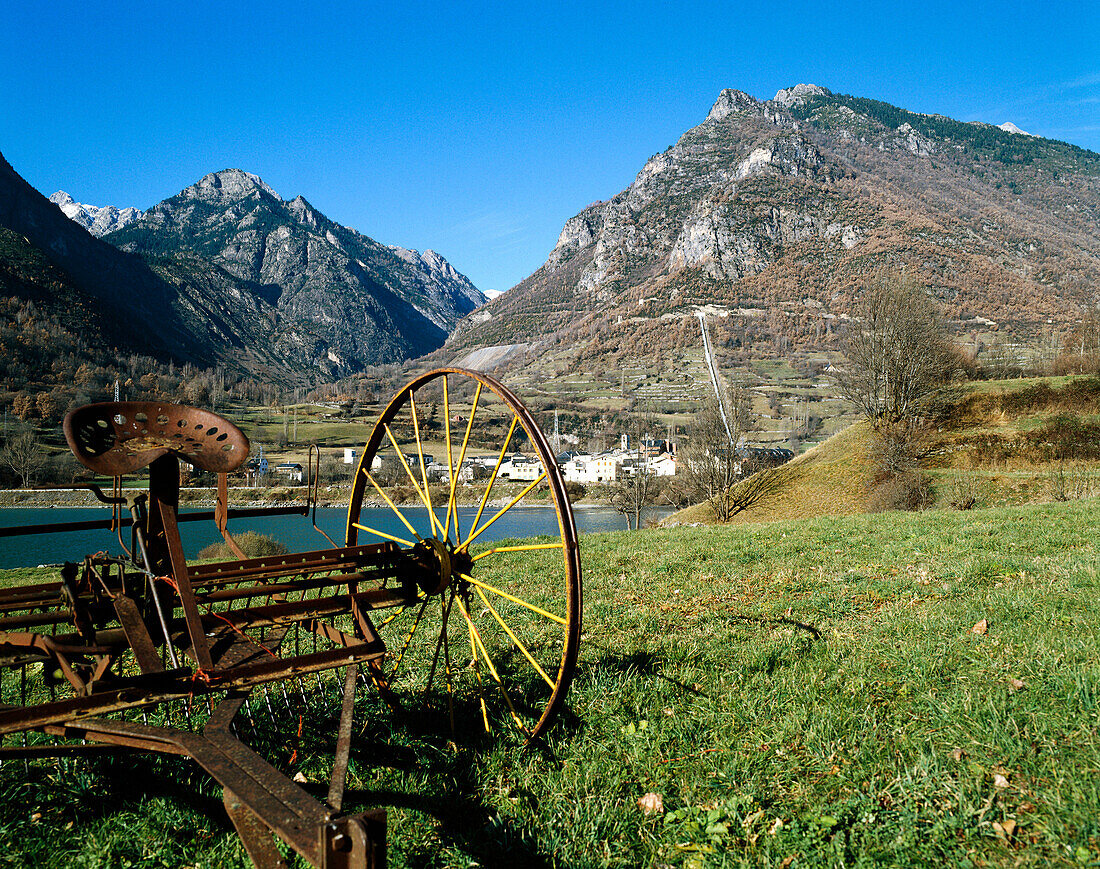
[345,368,582,741]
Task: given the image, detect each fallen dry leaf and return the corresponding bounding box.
[292,771,307,783]
[972,619,989,635]
[780,855,797,868]
[769,818,784,835]
[993,773,1010,789]
[1009,678,1026,693]
[992,818,1017,841]
[637,792,664,815]
[951,747,966,762]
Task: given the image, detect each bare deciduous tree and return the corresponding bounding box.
[673,396,784,521]
[607,411,661,530]
[837,271,954,425]
[0,431,47,488]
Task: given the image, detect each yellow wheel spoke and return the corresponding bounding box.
[443,594,455,733]
[473,586,556,690]
[352,522,414,548]
[460,472,547,551]
[460,573,566,625]
[467,416,518,545]
[361,469,422,542]
[471,542,564,563]
[442,376,455,545]
[383,425,440,537]
[408,395,443,538]
[445,383,481,545]
[379,605,410,628]
[463,601,491,733]
[455,595,528,734]
[422,593,453,701]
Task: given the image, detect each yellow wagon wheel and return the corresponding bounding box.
[345,368,582,741]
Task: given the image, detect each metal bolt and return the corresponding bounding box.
[331,832,351,852]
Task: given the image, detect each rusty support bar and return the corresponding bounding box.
[327,663,359,812]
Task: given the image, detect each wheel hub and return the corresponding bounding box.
[410,538,471,596]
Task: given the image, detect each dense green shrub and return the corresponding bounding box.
[196,531,287,561]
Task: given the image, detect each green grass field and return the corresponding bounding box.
[0,497,1098,866]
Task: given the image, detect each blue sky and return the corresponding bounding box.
[2,1,1097,293]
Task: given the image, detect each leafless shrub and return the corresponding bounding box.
[1048,462,1096,502]
[867,421,933,512]
[945,472,980,510]
[674,395,781,522]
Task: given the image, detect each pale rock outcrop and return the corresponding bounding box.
[896,123,936,156]
[50,191,143,236]
[772,83,829,108]
[706,89,764,122]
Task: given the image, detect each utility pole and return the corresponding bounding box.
[697,312,736,449]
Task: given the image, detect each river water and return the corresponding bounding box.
[0,504,671,569]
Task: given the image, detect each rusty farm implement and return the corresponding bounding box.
[0,368,582,867]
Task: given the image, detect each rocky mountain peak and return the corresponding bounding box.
[449,85,1100,370]
[286,194,320,229]
[772,83,830,108]
[187,169,282,203]
[102,168,484,373]
[706,89,763,122]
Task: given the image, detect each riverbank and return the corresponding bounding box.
[0,484,608,510]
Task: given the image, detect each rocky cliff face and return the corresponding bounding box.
[449,85,1100,364]
[49,191,143,236]
[106,169,484,374]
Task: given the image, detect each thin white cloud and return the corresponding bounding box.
[452,211,527,243]
[1059,72,1100,90]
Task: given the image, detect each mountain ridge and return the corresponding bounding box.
[446,84,1100,370]
[1,158,485,383]
[49,191,143,236]
[106,168,484,371]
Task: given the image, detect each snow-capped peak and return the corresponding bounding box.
[49,191,144,237]
[999,121,1033,137]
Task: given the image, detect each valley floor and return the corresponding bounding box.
[1,497,1098,866]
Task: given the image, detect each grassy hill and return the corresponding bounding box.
[669,420,878,526]
[1,498,1098,866]
[668,375,1100,526]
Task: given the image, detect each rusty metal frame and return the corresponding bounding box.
[0,401,396,868]
[0,377,583,868]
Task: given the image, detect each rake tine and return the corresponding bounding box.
[244,697,257,736]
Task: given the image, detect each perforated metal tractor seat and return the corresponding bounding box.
[63,402,250,476]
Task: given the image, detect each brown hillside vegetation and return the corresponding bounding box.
[666,375,1100,526]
